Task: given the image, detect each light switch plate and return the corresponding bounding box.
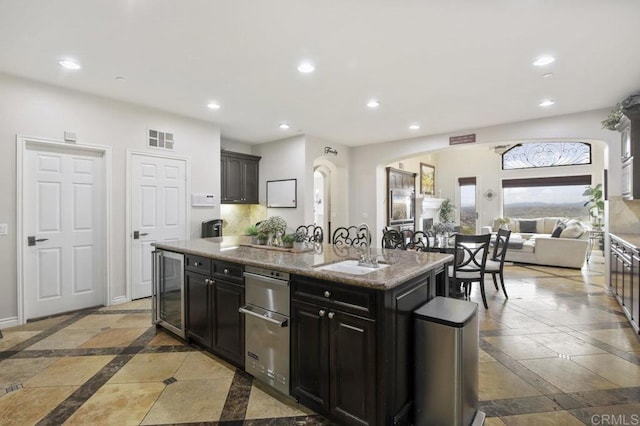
[0,223,7,235]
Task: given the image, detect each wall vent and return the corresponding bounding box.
[148,129,174,149]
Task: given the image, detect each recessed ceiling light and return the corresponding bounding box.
[539,99,555,107]
[367,99,381,108]
[533,56,555,67]
[58,59,81,70]
[279,123,290,130]
[409,124,420,130]
[207,102,221,110]
[297,62,315,73]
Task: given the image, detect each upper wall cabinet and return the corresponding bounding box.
[221,150,261,204]
[619,109,640,200]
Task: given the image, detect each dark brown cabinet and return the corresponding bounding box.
[185,254,245,367]
[291,277,376,426]
[212,280,245,363]
[221,150,261,204]
[609,235,639,334]
[618,109,640,200]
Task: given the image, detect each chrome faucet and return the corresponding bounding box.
[357,223,379,268]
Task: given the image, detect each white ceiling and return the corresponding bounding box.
[1,0,639,146]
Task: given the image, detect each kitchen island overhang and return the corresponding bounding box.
[152,236,453,426]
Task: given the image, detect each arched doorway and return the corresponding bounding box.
[313,165,331,239]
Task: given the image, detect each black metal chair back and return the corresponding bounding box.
[486,228,511,299]
[381,229,405,249]
[295,224,324,243]
[450,233,491,308]
[491,229,511,263]
[408,231,431,251]
[332,226,371,247]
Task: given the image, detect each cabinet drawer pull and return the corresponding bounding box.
[224,268,230,275]
[324,291,331,298]
[194,262,199,267]
[328,312,335,319]
[319,309,326,317]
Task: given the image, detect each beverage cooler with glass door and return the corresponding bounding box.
[152,249,185,338]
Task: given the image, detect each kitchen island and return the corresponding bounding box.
[153,236,453,426]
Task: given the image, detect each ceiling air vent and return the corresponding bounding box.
[148,129,174,150]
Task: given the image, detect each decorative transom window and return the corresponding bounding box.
[502,142,591,170]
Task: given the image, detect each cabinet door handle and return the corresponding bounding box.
[194,262,200,267]
[324,291,331,298]
[224,268,230,275]
[319,309,326,317]
[328,312,335,319]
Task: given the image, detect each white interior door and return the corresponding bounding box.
[24,144,104,320]
[130,154,186,299]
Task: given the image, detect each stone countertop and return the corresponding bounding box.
[610,233,640,250]
[153,236,453,290]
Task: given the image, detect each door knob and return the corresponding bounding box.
[319,309,326,317]
[27,236,49,246]
[133,231,149,239]
[327,312,335,319]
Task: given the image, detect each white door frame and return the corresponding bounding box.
[125,149,191,301]
[16,135,112,325]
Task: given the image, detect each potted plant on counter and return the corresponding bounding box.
[293,229,308,250]
[258,216,287,246]
[282,233,295,248]
[245,225,259,244]
[256,231,268,245]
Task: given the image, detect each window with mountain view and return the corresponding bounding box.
[502,175,591,220]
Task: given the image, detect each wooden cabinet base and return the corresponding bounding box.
[291,269,437,425]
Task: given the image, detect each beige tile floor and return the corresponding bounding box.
[0,252,639,425]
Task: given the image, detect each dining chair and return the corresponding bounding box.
[485,228,511,299]
[381,229,405,249]
[295,224,324,243]
[407,231,431,251]
[448,233,491,309]
[332,225,370,247]
[400,229,414,246]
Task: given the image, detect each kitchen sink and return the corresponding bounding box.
[314,259,390,275]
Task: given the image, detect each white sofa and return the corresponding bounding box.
[485,217,589,269]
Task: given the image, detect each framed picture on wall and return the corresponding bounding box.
[420,163,435,195]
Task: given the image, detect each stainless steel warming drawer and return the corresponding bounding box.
[239,265,290,395]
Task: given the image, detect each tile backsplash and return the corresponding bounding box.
[220,204,267,236]
[609,196,640,234]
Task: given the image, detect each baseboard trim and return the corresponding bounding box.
[0,316,19,329]
[111,296,129,306]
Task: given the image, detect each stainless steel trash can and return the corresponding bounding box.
[414,296,485,426]
[202,219,223,237]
